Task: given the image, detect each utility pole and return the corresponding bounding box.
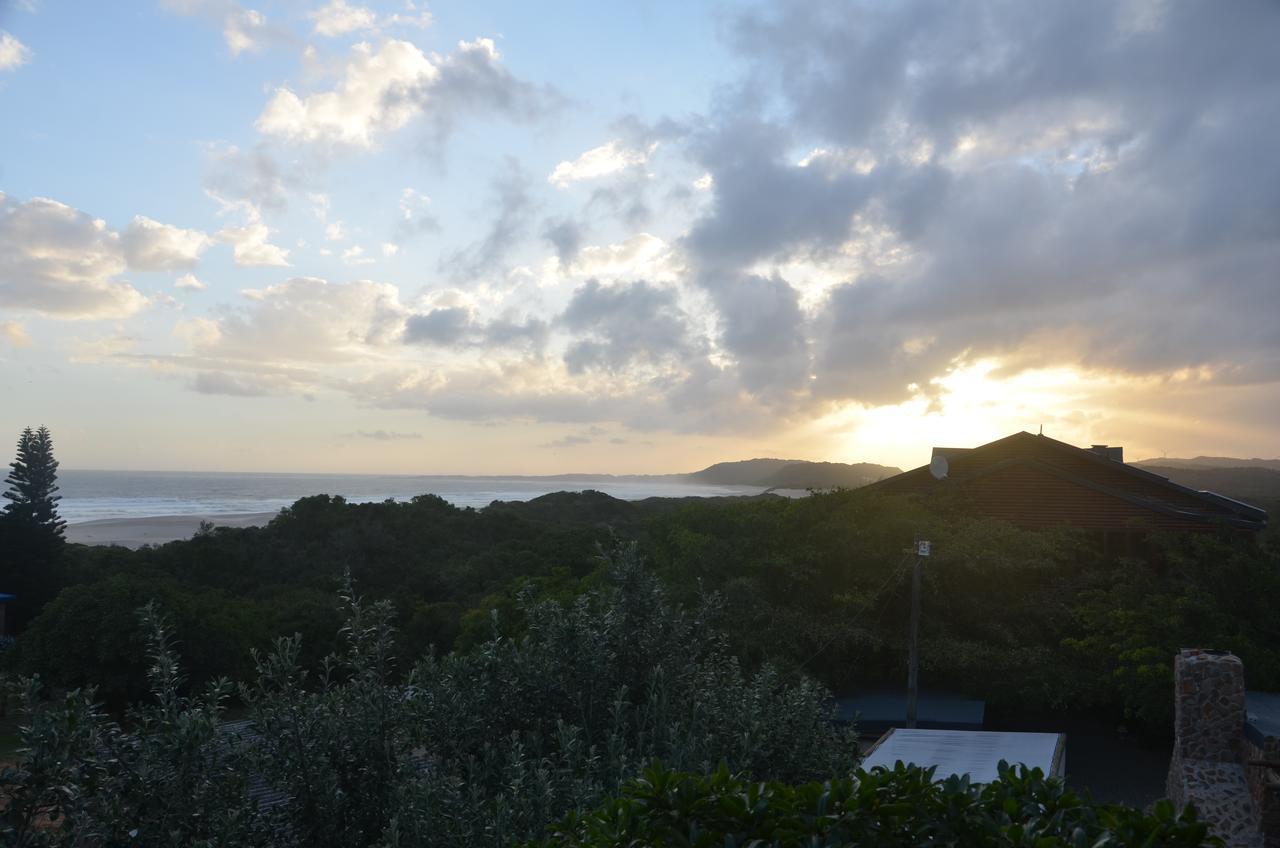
[906,539,930,728]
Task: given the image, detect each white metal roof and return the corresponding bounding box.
[860,729,1065,782]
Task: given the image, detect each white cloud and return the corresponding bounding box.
[308,192,330,220]
[223,8,267,55]
[208,190,291,267]
[342,245,375,265]
[121,216,213,271]
[308,0,432,37]
[569,233,677,281]
[309,0,376,37]
[325,220,347,241]
[153,291,183,309]
[181,276,408,362]
[381,242,399,257]
[175,273,207,291]
[0,320,31,347]
[548,140,654,188]
[257,37,544,149]
[160,1,272,57]
[257,39,439,147]
[0,194,147,319]
[218,219,291,266]
[0,31,32,71]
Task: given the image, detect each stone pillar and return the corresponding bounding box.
[1174,649,1247,763]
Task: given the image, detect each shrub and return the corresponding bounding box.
[535,761,1218,847]
[2,546,856,847]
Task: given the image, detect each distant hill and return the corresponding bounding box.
[1140,465,1280,501]
[688,458,902,490]
[1134,456,1280,471]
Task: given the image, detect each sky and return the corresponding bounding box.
[1,0,1278,475]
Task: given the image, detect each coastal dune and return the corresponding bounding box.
[65,512,278,549]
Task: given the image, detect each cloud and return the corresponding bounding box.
[257,37,551,150]
[349,429,423,440]
[217,220,291,266]
[395,187,439,242]
[308,0,431,37]
[160,0,276,57]
[309,0,376,37]
[560,279,701,375]
[441,158,533,280]
[0,194,147,319]
[1,321,31,347]
[542,218,582,269]
[0,31,32,71]
[192,370,278,396]
[542,433,590,449]
[179,276,408,363]
[660,0,1280,418]
[121,216,213,271]
[342,244,375,265]
[548,139,653,188]
[175,273,206,291]
[403,305,546,350]
[205,143,295,213]
[214,201,291,267]
[572,233,676,281]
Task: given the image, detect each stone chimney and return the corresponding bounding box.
[1174,649,1247,762]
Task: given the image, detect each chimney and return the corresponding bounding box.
[1090,444,1124,462]
[1172,649,1246,763]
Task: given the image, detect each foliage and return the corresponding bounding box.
[535,761,1218,847]
[23,484,1280,734]
[1,426,66,632]
[2,426,65,539]
[2,548,856,847]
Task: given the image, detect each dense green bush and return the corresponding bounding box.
[1,547,856,847]
[24,487,1280,734]
[534,762,1217,847]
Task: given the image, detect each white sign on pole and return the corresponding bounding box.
[917,540,932,557]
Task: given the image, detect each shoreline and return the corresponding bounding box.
[65,512,279,549]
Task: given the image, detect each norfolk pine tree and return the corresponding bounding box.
[1,426,66,629]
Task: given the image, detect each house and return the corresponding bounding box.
[866,431,1267,541]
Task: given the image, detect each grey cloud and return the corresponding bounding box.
[560,279,700,374]
[403,305,547,349]
[351,429,422,441]
[679,0,1280,411]
[685,118,876,270]
[205,144,295,213]
[542,218,583,269]
[404,306,470,345]
[192,370,275,396]
[708,273,809,402]
[405,39,562,154]
[541,434,590,449]
[441,159,534,281]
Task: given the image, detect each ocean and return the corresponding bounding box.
[55,469,765,524]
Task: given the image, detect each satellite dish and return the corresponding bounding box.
[929,454,949,480]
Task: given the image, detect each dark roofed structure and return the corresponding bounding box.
[868,431,1267,535]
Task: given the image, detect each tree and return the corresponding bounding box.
[1,426,66,631]
[3,426,66,541]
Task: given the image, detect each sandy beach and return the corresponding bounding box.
[65,512,279,548]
